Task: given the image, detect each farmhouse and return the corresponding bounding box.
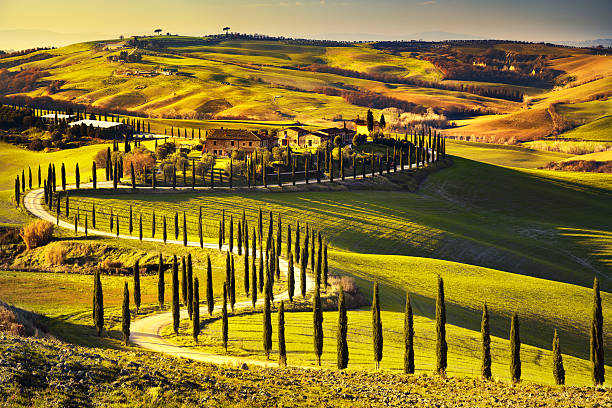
[204,128,276,156]
[318,125,356,145]
[69,119,128,130]
[277,127,330,148]
[41,113,75,122]
[354,115,380,135]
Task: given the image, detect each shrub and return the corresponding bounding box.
[45,244,67,266]
[20,220,53,250]
[28,138,44,151]
[123,147,155,180]
[0,305,26,336]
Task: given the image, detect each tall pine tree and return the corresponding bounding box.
[372,282,383,369]
[172,255,180,334]
[590,277,605,386]
[121,282,130,345]
[481,302,492,379]
[193,277,200,343]
[337,286,349,370]
[404,293,414,374]
[510,313,521,382]
[157,253,164,308]
[278,300,287,367]
[313,285,323,366]
[206,255,214,315]
[435,276,447,375]
[552,328,565,385]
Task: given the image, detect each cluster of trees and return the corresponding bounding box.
[0,68,49,94]
[314,87,427,115]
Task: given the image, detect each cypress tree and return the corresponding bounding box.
[229,216,234,253]
[182,212,187,246]
[288,252,295,302]
[37,165,41,188]
[310,231,315,273]
[313,286,323,366]
[259,246,264,294]
[198,208,203,248]
[222,282,229,352]
[139,214,143,241]
[158,253,164,308]
[131,162,136,190]
[92,162,97,189]
[337,286,349,370]
[372,281,383,370]
[192,277,200,341]
[174,212,179,240]
[75,163,80,189]
[404,293,415,374]
[230,254,236,311]
[94,271,104,336]
[237,220,242,255]
[300,247,307,298]
[121,282,130,345]
[187,254,193,320]
[315,236,322,289]
[590,277,604,386]
[14,177,19,206]
[116,215,119,237]
[92,204,96,229]
[163,216,167,243]
[129,205,133,235]
[287,224,292,258]
[296,221,301,264]
[435,276,447,375]
[510,313,521,382]
[172,255,180,334]
[133,259,141,315]
[263,277,272,359]
[323,243,329,287]
[276,214,282,257]
[552,328,565,385]
[151,211,156,238]
[251,254,257,308]
[481,303,492,379]
[278,300,287,366]
[181,256,188,306]
[61,163,66,190]
[172,166,176,189]
[244,243,250,295]
[206,255,214,315]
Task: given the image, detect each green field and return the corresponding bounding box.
[557,116,612,141]
[171,309,603,386]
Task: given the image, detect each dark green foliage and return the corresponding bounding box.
[61,163,66,191]
[230,254,236,311]
[129,206,133,235]
[251,254,257,309]
[278,301,287,366]
[295,221,300,264]
[92,162,97,189]
[93,271,104,336]
[182,212,187,246]
[229,216,234,253]
[163,216,167,243]
[130,162,136,190]
[14,177,19,206]
[372,282,383,369]
[138,214,142,241]
[287,224,292,259]
[198,208,203,248]
[172,255,180,334]
[510,313,521,382]
[121,282,130,346]
[222,282,229,352]
[75,163,80,189]
[206,256,214,315]
[300,247,307,298]
[157,253,164,308]
[288,252,295,302]
[590,277,605,386]
[323,243,328,287]
[313,286,323,366]
[187,254,193,320]
[192,277,200,342]
[237,220,242,256]
[244,236,250,295]
[263,278,272,359]
[552,329,565,385]
[435,276,447,375]
[337,286,349,370]
[181,256,187,306]
[133,260,141,315]
[174,212,179,240]
[405,293,414,374]
[218,220,223,250]
[481,303,492,379]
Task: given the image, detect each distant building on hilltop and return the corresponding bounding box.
[204,128,276,156]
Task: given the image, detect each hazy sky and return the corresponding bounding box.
[1,0,611,44]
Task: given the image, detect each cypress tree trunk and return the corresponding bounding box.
[121,282,130,346]
[404,293,415,374]
[133,259,141,315]
[481,303,492,379]
[590,277,604,386]
[187,254,193,320]
[61,163,66,191]
[313,286,323,366]
[206,256,214,315]
[172,255,180,334]
[222,282,229,352]
[552,328,565,385]
[435,276,447,375]
[181,256,188,306]
[263,278,272,359]
[337,286,349,370]
[288,253,295,302]
[278,300,287,367]
[158,253,164,308]
[372,282,383,369]
[192,277,200,342]
[510,313,521,382]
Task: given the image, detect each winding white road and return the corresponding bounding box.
[22,157,430,367]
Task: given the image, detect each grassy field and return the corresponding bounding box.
[557,116,612,141]
[168,309,605,387]
[523,140,612,155]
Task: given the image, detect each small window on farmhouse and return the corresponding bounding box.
[213,141,217,146]
[249,142,252,147]
[308,140,312,147]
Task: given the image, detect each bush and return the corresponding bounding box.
[45,244,67,266]
[155,142,176,160]
[0,305,26,336]
[20,220,53,251]
[123,147,155,179]
[196,153,216,174]
[28,138,44,151]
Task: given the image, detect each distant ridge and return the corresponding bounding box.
[552,39,612,48]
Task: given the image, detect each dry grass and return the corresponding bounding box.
[19,220,53,251]
[44,244,67,266]
[0,304,26,336]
